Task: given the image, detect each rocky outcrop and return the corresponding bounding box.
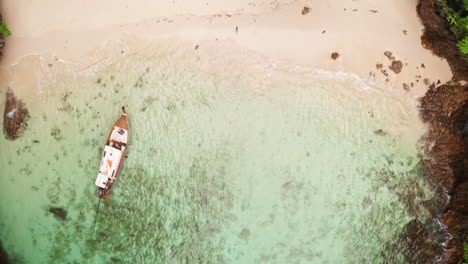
[3,89,30,140]
[416,0,468,263]
[419,82,468,264]
[417,0,468,81]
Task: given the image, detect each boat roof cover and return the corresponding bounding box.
[98,145,122,177]
[110,127,128,144]
[95,173,109,188]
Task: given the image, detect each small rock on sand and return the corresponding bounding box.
[49,207,67,221]
[331,52,340,60]
[389,60,403,74]
[384,51,395,61]
[403,83,410,91]
[423,78,431,86]
[301,7,310,15]
[376,63,383,69]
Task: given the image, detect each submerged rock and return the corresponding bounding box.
[110,257,123,264]
[239,228,251,240]
[49,207,68,221]
[3,89,30,140]
[373,129,387,136]
[0,240,9,264]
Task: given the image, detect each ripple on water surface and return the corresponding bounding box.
[0,48,436,263]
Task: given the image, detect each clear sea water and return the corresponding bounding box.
[0,45,436,263]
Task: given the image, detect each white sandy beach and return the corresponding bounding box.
[0,0,452,98]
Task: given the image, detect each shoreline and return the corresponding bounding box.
[0,0,452,98]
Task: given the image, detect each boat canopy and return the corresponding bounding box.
[110,127,128,144]
[95,173,109,188]
[95,145,122,188]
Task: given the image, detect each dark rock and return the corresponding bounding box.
[3,89,30,140]
[331,52,339,60]
[376,63,383,69]
[373,129,387,136]
[49,208,67,221]
[384,51,395,61]
[301,7,310,15]
[110,257,123,264]
[0,240,9,264]
[389,60,403,74]
[423,78,431,86]
[403,83,410,91]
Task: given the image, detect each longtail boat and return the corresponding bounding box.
[94,106,130,199]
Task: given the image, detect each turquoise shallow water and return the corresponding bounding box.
[1,49,436,263]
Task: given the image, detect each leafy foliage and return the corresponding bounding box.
[458,36,468,54]
[0,21,11,37]
[436,0,468,54]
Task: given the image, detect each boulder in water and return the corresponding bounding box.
[0,240,9,264]
[3,89,30,140]
[49,207,67,221]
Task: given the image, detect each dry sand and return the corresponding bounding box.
[0,0,452,97]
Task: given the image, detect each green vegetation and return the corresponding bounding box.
[458,242,468,264]
[0,21,11,37]
[436,0,468,54]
